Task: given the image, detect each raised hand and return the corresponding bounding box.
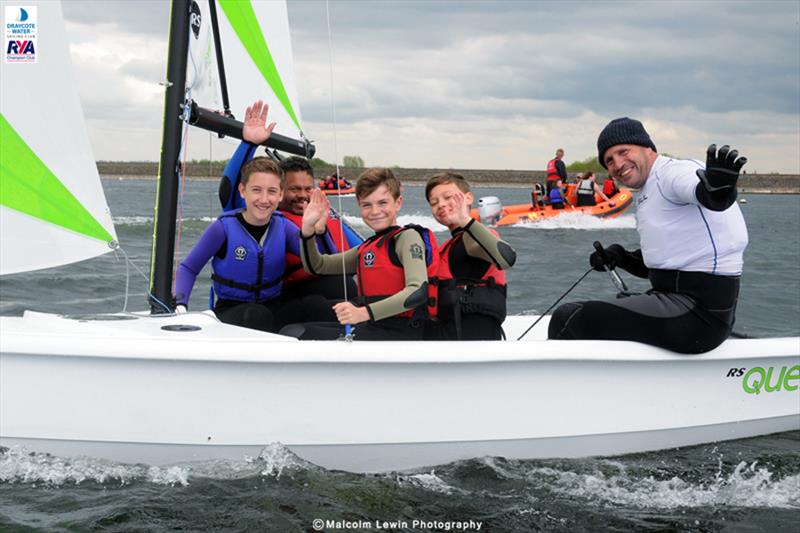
[450,190,473,227]
[242,100,277,145]
[696,144,747,192]
[302,189,330,236]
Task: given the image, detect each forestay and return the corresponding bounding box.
[0,1,117,275]
[187,0,305,140]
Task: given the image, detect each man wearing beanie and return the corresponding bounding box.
[548,117,749,353]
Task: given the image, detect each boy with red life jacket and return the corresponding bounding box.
[280,168,438,340]
[424,173,517,340]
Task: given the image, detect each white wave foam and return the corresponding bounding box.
[393,470,462,494]
[0,446,188,486]
[112,216,216,225]
[341,213,447,233]
[0,443,314,486]
[247,442,312,479]
[510,212,636,230]
[112,216,152,225]
[539,460,800,509]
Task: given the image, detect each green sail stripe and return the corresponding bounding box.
[0,113,114,244]
[218,0,301,131]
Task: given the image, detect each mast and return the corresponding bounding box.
[148,0,316,313]
[148,0,191,313]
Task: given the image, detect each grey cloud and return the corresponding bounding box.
[62,0,169,36]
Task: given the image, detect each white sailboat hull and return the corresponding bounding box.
[1,312,798,472]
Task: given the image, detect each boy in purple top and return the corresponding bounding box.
[174,117,334,332]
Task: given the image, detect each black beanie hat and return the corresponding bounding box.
[597,117,657,168]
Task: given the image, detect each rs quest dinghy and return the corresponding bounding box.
[1,0,798,473]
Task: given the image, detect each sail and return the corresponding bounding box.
[187,0,305,140]
[0,0,117,275]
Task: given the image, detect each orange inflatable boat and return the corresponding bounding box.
[322,187,355,196]
[470,185,633,226]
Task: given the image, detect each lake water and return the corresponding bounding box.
[1,179,798,532]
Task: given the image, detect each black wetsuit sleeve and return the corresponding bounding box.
[620,249,649,279]
[556,160,568,181]
[694,183,738,212]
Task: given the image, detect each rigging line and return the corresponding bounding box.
[111,246,130,313]
[174,98,192,293]
[114,245,173,314]
[325,0,350,304]
[516,267,593,341]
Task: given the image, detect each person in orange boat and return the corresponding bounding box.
[603,175,618,197]
[576,172,615,207]
[546,148,568,193]
[549,178,567,209]
[425,172,516,340]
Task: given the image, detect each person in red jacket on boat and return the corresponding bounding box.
[546,148,568,193]
[280,168,438,340]
[602,175,618,197]
[425,172,517,340]
[277,156,358,300]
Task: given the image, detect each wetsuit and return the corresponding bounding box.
[281,227,431,340]
[428,220,516,340]
[174,212,334,332]
[219,140,362,300]
[548,155,748,353]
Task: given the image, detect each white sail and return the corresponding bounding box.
[0,0,117,275]
[187,0,305,140]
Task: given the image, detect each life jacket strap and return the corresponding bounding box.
[211,273,281,292]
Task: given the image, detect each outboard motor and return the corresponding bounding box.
[478,196,503,226]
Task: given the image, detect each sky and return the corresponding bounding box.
[59,0,800,173]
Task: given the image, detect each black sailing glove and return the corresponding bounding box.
[695,144,747,211]
[589,244,649,278]
[696,144,747,192]
[590,243,626,272]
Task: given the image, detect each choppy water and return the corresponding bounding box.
[1,179,798,532]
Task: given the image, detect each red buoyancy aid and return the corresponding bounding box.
[356,225,439,319]
[438,232,506,286]
[603,179,617,197]
[546,158,559,180]
[437,230,508,326]
[281,211,353,285]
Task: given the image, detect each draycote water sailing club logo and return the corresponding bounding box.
[4,6,36,63]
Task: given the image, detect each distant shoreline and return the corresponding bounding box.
[97,162,800,194]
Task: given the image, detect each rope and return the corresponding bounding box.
[325,0,353,325]
[113,245,172,314]
[516,268,593,341]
